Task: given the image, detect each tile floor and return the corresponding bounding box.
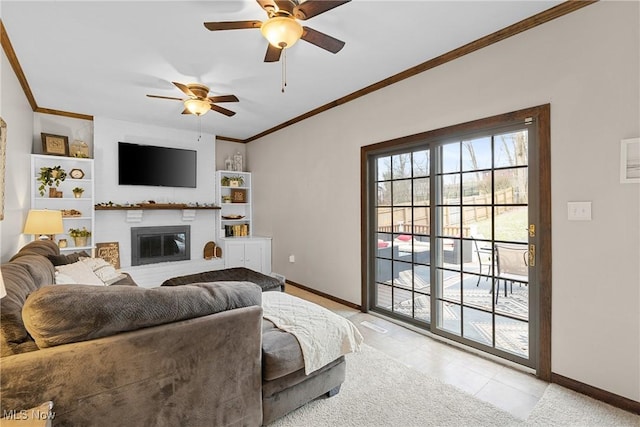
[285,283,549,420]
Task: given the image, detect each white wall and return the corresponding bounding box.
[93,117,217,268]
[248,2,640,401]
[0,46,34,262]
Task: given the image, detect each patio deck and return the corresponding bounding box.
[374,261,529,358]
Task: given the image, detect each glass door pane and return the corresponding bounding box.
[433,130,531,363]
[373,150,431,323]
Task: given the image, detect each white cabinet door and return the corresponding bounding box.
[223,239,269,273]
[225,242,246,269]
[243,242,263,273]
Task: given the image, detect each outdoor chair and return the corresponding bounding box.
[495,243,529,302]
[472,236,493,286]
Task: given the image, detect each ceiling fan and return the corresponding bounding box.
[204,0,351,63]
[146,82,239,117]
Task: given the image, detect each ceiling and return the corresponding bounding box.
[1,1,564,142]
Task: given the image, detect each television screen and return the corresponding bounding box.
[118,142,197,188]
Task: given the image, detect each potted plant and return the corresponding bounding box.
[38,166,67,197]
[72,187,85,198]
[68,227,91,247]
[221,176,244,187]
[229,176,244,187]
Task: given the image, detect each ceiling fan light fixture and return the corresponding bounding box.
[184,98,210,116]
[260,16,303,49]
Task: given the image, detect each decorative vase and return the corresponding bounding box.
[58,239,68,248]
[73,191,83,199]
[49,187,57,198]
[73,236,88,247]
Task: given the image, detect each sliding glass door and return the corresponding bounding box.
[366,107,549,370]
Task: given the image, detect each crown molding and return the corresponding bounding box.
[1,19,37,111]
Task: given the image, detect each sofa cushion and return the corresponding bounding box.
[22,281,262,348]
[10,240,59,261]
[262,319,305,381]
[0,255,55,356]
[46,250,90,266]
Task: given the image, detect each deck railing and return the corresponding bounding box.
[377,224,471,237]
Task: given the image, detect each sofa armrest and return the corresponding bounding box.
[1,305,263,426]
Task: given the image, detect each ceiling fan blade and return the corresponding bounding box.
[208,94,239,103]
[203,20,262,31]
[301,26,345,54]
[294,0,350,20]
[209,103,236,117]
[173,82,195,97]
[181,109,191,115]
[264,43,282,62]
[146,95,184,101]
[256,0,277,14]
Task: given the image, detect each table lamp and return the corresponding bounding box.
[23,209,64,240]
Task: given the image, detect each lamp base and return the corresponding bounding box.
[36,234,55,241]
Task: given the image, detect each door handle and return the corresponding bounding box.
[528,244,535,267]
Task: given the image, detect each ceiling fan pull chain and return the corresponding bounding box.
[198,116,202,142]
[282,48,287,93]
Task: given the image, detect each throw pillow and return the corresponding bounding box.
[79,257,127,285]
[396,234,412,242]
[54,261,105,286]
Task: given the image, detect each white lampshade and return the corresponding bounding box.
[260,16,303,49]
[23,209,64,239]
[184,98,211,116]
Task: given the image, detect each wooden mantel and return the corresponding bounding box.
[95,204,220,211]
[95,204,220,222]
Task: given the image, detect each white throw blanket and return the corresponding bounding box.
[262,292,364,375]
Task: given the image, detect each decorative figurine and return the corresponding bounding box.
[233,151,243,172]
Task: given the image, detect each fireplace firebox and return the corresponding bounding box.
[131,225,190,266]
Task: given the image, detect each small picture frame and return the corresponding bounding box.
[231,188,246,203]
[96,242,121,269]
[620,138,640,184]
[41,133,69,156]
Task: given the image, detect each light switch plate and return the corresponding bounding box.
[568,201,592,221]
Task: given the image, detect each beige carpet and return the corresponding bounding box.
[525,384,639,426]
[270,344,520,427]
[269,345,639,427]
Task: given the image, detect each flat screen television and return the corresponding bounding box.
[118,142,197,188]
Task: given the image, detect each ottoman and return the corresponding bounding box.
[161,268,347,425]
[161,267,284,291]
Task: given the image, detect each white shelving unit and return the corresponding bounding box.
[31,154,95,253]
[215,170,272,274]
[216,170,252,239]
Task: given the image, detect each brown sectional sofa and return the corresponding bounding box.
[0,240,345,426]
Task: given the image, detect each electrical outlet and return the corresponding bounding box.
[289,255,295,263]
